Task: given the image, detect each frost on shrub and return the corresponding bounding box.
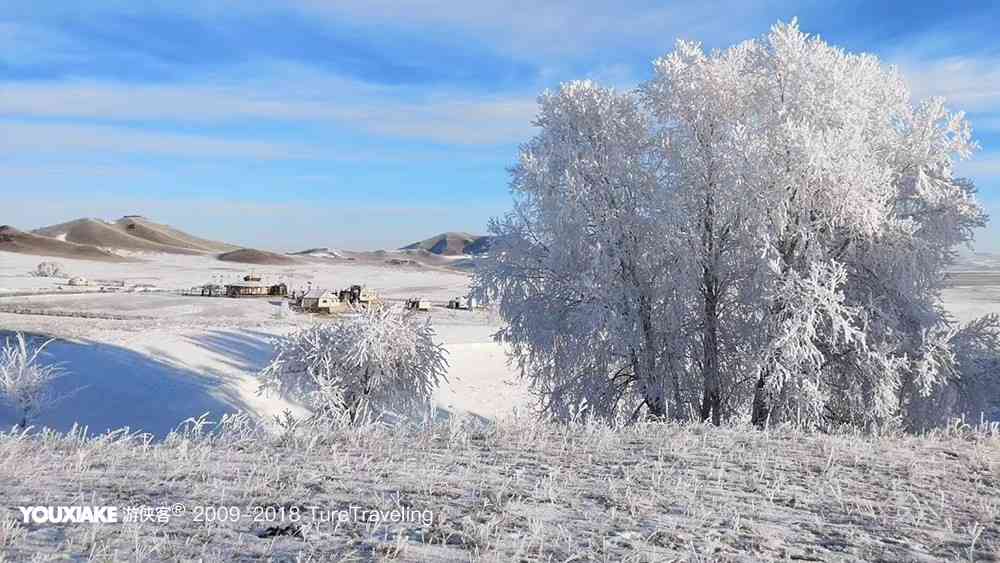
[31,261,66,278]
[258,306,448,425]
[0,332,65,428]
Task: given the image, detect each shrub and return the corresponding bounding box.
[0,332,65,428]
[259,306,448,425]
[31,262,66,278]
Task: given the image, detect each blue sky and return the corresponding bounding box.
[2,1,999,251]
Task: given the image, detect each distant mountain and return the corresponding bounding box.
[218,248,300,266]
[115,216,239,253]
[33,216,238,255]
[288,247,346,259]
[0,225,135,262]
[401,232,492,256]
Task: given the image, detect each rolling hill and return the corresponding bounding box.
[217,248,300,265]
[114,216,240,253]
[401,232,492,256]
[0,225,135,262]
[33,217,238,255]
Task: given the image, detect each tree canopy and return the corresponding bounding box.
[473,21,999,430]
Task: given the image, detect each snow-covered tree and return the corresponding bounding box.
[729,21,986,428]
[642,38,763,424]
[473,81,696,422]
[475,20,997,430]
[0,332,64,428]
[258,306,448,425]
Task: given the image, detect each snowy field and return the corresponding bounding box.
[1,416,998,561]
[1,252,998,561]
[943,273,1000,324]
[0,251,530,435]
[0,250,997,436]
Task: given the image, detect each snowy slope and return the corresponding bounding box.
[0,252,527,436]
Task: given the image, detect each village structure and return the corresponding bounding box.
[191,272,480,316]
[197,272,286,298]
[297,284,382,313]
[224,273,288,298]
[405,297,430,311]
[300,287,338,311]
[447,295,479,310]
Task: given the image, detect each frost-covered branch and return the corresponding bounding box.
[258,307,448,425]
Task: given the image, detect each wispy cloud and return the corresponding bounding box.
[0,121,319,160]
[0,73,538,145]
[891,54,1000,116]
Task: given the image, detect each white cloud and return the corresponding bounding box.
[0,72,537,146]
[891,54,1000,115]
[0,121,318,160]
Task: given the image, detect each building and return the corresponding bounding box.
[225,281,269,297]
[200,284,225,297]
[224,274,287,298]
[338,285,381,308]
[405,298,430,311]
[447,295,479,310]
[301,288,338,312]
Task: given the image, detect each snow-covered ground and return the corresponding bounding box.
[3,249,1000,437]
[1,251,998,561]
[1,417,997,561]
[0,251,530,436]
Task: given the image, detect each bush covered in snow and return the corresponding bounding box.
[0,333,64,428]
[259,306,448,425]
[30,261,66,278]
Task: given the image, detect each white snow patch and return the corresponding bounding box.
[0,250,528,434]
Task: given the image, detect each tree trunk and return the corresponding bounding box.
[700,293,722,425]
[672,368,685,421]
[699,186,723,425]
[635,291,667,421]
[646,394,667,420]
[751,370,770,428]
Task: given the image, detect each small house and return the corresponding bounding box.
[338,285,381,308]
[301,288,338,312]
[447,295,479,310]
[224,273,287,298]
[225,281,269,298]
[405,298,430,311]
